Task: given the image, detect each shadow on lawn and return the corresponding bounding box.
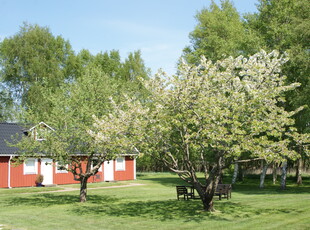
[4,191,303,222]
[5,194,118,207]
[71,198,303,222]
[71,199,228,222]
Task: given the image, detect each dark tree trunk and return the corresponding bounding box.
[193,157,223,212]
[202,194,214,212]
[80,176,89,202]
[296,158,302,185]
[194,181,217,212]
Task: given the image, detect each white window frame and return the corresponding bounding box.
[24,158,38,175]
[56,162,68,173]
[115,157,125,171]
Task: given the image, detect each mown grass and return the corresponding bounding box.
[0,173,309,230]
[0,186,62,195]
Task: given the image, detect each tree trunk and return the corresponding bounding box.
[80,176,89,202]
[194,182,217,212]
[237,164,244,182]
[281,161,287,190]
[296,158,302,185]
[194,160,222,212]
[202,194,214,212]
[232,163,238,184]
[272,162,277,185]
[259,161,268,189]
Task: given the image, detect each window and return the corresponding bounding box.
[24,158,38,174]
[33,128,49,141]
[115,157,125,171]
[56,161,68,173]
[92,159,102,172]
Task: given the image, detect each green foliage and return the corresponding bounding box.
[0,23,76,116]
[246,0,310,133]
[19,66,118,162]
[75,49,150,99]
[183,0,261,64]
[146,51,303,169]
[0,84,13,121]
[91,51,309,210]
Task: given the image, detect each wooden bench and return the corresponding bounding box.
[176,186,194,200]
[176,184,232,201]
[215,184,232,200]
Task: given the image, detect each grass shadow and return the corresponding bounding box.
[71,197,304,222]
[4,193,119,207]
[71,199,230,222]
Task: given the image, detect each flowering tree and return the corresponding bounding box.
[91,50,309,211]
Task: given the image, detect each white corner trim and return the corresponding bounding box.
[134,158,136,180]
[8,155,12,188]
[29,121,55,131]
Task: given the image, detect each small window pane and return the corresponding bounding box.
[116,157,125,171]
[24,159,37,174]
[56,162,68,173]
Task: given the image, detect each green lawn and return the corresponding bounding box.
[0,173,309,230]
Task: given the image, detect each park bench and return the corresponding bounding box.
[176,184,232,200]
[176,186,194,200]
[215,184,232,200]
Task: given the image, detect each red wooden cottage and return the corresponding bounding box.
[0,122,137,188]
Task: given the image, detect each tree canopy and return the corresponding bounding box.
[91,51,309,211]
[246,0,310,133]
[182,0,261,64]
[15,66,121,202]
[0,23,75,116]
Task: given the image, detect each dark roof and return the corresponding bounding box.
[0,123,26,155]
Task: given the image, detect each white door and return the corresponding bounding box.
[104,160,114,181]
[41,158,53,185]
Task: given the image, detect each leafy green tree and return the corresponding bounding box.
[75,49,150,101]
[182,0,261,64]
[0,85,13,121]
[15,47,151,201]
[246,0,310,184]
[91,51,309,211]
[15,66,122,202]
[247,0,310,133]
[0,23,75,117]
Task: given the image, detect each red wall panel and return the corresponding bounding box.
[1,156,134,188]
[0,157,9,188]
[114,157,135,181]
[10,161,37,187]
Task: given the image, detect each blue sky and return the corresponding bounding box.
[1,0,258,75]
